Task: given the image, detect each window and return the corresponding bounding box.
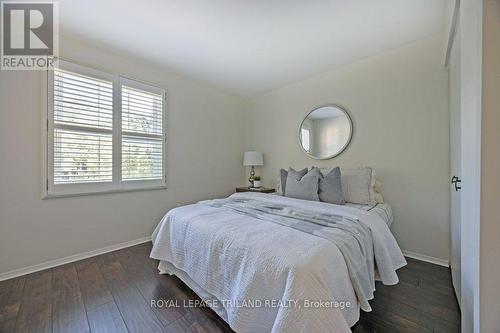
[301,128,311,152]
[121,81,164,182]
[45,60,166,196]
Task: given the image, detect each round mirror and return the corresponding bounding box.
[299,105,353,159]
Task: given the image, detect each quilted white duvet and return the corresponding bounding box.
[150,192,406,333]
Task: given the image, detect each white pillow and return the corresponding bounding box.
[338,167,373,205]
[374,192,385,204]
[318,166,384,204]
[276,175,283,195]
[372,179,385,203]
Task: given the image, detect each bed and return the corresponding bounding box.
[345,202,394,227]
[150,192,406,333]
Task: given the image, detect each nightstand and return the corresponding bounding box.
[236,187,276,194]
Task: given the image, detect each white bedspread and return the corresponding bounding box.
[150,192,406,333]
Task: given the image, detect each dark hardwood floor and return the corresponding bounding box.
[0,243,460,333]
[352,257,460,333]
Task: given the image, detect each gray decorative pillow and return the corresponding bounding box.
[318,167,345,205]
[280,167,307,195]
[285,167,320,201]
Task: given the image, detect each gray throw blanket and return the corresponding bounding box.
[202,197,376,310]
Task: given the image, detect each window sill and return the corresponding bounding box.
[42,184,167,199]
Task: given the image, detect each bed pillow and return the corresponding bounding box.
[318,167,345,205]
[372,179,385,203]
[279,167,308,195]
[340,167,373,204]
[318,166,384,204]
[374,192,385,204]
[285,167,320,201]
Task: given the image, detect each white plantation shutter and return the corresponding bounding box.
[46,60,166,196]
[54,69,113,130]
[52,68,114,185]
[121,82,164,182]
[53,129,113,184]
[121,86,163,135]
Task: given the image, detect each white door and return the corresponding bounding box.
[448,26,461,305]
[447,1,482,329]
[458,0,482,330]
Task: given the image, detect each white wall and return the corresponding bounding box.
[480,1,500,331]
[243,34,450,262]
[0,32,453,276]
[0,35,245,275]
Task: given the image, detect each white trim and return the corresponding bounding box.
[42,184,167,199]
[163,90,168,187]
[57,59,116,82]
[120,76,165,95]
[41,70,49,197]
[121,178,166,191]
[46,64,55,195]
[52,123,114,135]
[444,0,460,67]
[46,61,118,196]
[112,74,122,188]
[403,250,449,267]
[120,76,167,187]
[0,236,152,282]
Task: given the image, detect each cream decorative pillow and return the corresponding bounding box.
[372,178,385,203]
[339,167,373,204]
[319,167,384,204]
[374,192,385,204]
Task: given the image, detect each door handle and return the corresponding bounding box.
[451,176,462,191]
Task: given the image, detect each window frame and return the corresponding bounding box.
[119,76,167,191]
[42,59,167,198]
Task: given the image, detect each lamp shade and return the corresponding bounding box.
[243,151,264,166]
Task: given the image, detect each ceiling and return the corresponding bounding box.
[59,0,447,97]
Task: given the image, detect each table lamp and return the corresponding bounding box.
[243,151,264,187]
